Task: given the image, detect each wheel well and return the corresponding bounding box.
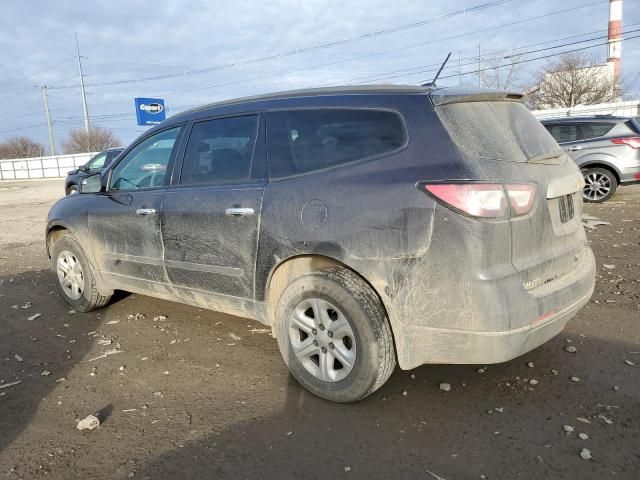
[265,255,387,327]
[581,163,620,184]
[46,226,70,257]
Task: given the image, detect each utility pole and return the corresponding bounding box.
[478,44,482,87]
[75,33,90,134]
[41,86,56,156]
[458,51,461,85]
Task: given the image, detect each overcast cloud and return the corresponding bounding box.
[1,0,638,150]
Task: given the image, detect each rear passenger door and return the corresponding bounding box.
[160,114,265,309]
[544,123,583,160]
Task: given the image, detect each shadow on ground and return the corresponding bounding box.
[0,269,103,453]
[134,333,640,480]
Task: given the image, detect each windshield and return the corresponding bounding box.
[435,101,561,163]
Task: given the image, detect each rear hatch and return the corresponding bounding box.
[431,90,587,293]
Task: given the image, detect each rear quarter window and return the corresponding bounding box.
[580,122,615,140]
[267,108,407,178]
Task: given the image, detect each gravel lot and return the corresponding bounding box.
[1,179,639,479]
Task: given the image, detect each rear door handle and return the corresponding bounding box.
[568,146,583,151]
[136,208,156,216]
[225,207,254,217]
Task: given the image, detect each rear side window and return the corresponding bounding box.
[436,102,560,162]
[267,109,406,177]
[545,124,581,143]
[580,122,615,140]
[180,115,259,185]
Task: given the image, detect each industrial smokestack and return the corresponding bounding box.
[608,0,623,88]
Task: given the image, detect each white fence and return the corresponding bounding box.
[0,152,97,180]
[532,100,640,119]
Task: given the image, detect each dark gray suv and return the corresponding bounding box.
[542,116,640,202]
[46,86,596,402]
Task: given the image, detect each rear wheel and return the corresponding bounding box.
[51,234,111,312]
[582,167,617,203]
[275,267,396,403]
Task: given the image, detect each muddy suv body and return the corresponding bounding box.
[541,116,640,202]
[47,85,596,402]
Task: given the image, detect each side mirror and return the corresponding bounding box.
[79,173,102,194]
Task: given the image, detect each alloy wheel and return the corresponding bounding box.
[583,171,612,201]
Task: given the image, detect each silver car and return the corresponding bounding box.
[542,116,640,202]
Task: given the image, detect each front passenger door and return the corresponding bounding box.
[160,114,265,315]
[88,126,183,296]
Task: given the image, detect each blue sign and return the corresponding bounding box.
[134,97,166,125]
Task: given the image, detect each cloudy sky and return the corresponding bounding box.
[1,0,638,152]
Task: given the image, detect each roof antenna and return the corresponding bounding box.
[421,52,451,87]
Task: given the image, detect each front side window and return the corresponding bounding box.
[86,153,107,170]
[267,109,406,178]
[180,115,259,185]
[110,127,181,191]
[544,123,580,144]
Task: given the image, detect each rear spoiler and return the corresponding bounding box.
[429,87,524,107]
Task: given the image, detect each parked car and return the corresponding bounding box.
[46,85,596,402]
[541,116,640,202]
[65,147,124,195]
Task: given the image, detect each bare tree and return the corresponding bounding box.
[62,126,121,154]
[529,52,618,109]
[0,136,45,159]
[481,51,521,91]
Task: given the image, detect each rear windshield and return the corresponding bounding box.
[435,101,560,162]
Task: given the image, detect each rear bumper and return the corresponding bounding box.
[619,165,640,184]
[396,246,596,369]
[400,288,592,366]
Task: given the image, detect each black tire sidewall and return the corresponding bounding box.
[51,235,98,311]
[582,167,617,203]
[276,272,383,403]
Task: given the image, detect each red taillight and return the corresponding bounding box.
[505,183,537,216]
[612,137,640,148]
[423,183,536,219]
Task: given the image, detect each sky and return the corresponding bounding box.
[0,0,638,153]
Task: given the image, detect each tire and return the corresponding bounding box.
[51,233,111,312]
[67,185,78,195]
[275,267,396,403]
[582,167,617,203]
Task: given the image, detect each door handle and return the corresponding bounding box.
[568,146,583,151]
[136,208,156,215]
[225,207,254,217]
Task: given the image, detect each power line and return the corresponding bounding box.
[154,1,604,98]
[321,25,640,86]
[0,123,48,135]
[14,0,602,122]
[340,28,640,86]
[41,31,640,131]
[423,34,640,84]
[0,56,76,88]
[48,0,514,90]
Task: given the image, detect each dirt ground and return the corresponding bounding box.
[0,178,639,480]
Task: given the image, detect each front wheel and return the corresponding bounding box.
[51,234,111,312]
[275,267,396,403]
[582,167,617,203]
[67,184,78,195]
